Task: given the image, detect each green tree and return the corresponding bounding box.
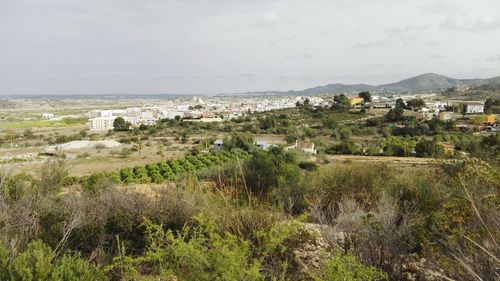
[415,139,444,157]
[332,94,351,112]
[395,98,406,109]
[406,98,426,109]
[113,117,129,131]
[225,132,255,151]
[358,91,372,103]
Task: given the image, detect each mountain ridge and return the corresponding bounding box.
[228,73,500,96]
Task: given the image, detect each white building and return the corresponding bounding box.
[42,113,55,119]
[255,141,272,150]
[213,140,224,150]
[90,116,117,130]
[465,103,484,114]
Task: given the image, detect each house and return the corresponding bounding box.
[416,108,438,121]
[213,139,224,150]
[372,101,389,108]
[255,140,271,150]
[349,97,364,106]
[42,113,55,119]
[465,102,485,114]
[485,114,497,125]
[89,116,117,130]
[284,140,317,154]
[202,111,216,118]
[300,143,317,155]
[438,111,453,121]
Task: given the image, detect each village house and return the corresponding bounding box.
[416,108,438,121]
[438,111,453,121]
[213,139,224,151]
[464,102,485,114]
[485,114,497,125]
[42,113,55,119]
[285,140,317,155]
[348,97,364,107]
[255,140,272,150]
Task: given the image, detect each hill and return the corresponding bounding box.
[230,73,500,96]
[443,83,500,100]
[379,73,463,91]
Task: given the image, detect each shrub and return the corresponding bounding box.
[298,161,318,171]
[312,252,388,281]
[120,167,136,184]
[133,166,150,184]
[110,217,262,281]
[415,139,444,158]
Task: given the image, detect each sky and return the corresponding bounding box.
[1,0,500,95]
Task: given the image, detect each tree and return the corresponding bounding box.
[259,117,276,130]
[415,139,444,157]
[384,107,404,122]
[226,132,255,151]
[358,91,372,103]
[113,117,129,131]
[484,98,500,113]
[406,98,426,109]
[332,94,351,112]
[395,98,406,109]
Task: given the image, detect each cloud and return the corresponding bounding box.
[302,53,313,59]
[353,40,387,48]
[77,72,139,79]
[441,14,500,32]
[384,25,432,45]
[269,34,297,45]
[486,54,500,61]
[151,74,185,79]
[429,54,445,59]
[419,1,463,14]
[425,40,439,46]
[354,25,431,48]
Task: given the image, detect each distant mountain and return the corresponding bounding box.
[379,73,462,91]
[229,73,500,96]
[290,83,377,95]
[380,73,500,91]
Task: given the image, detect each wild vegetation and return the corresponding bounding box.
[0,142,498,280]
[1,92,499,280]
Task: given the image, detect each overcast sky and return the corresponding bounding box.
[1,0,500,95]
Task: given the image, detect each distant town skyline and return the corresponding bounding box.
[1,0,500,96]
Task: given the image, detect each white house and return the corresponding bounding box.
[285,140,317,155]
[213,139,224,150]
[255,141,272,150]
[42,113,55,119]
[465,103,484,114]
[90,116,117,130]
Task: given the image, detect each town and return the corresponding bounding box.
[1,0,499,279]
[81,94,497,132]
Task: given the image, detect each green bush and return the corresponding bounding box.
[110,217,262,281]
[312,253,388,281]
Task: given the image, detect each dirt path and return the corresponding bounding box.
[327,155,449,165]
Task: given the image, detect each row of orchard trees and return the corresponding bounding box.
[65,150,250,191]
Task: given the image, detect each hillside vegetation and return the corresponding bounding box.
[0,146,499,280]
[443,83,500,100]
